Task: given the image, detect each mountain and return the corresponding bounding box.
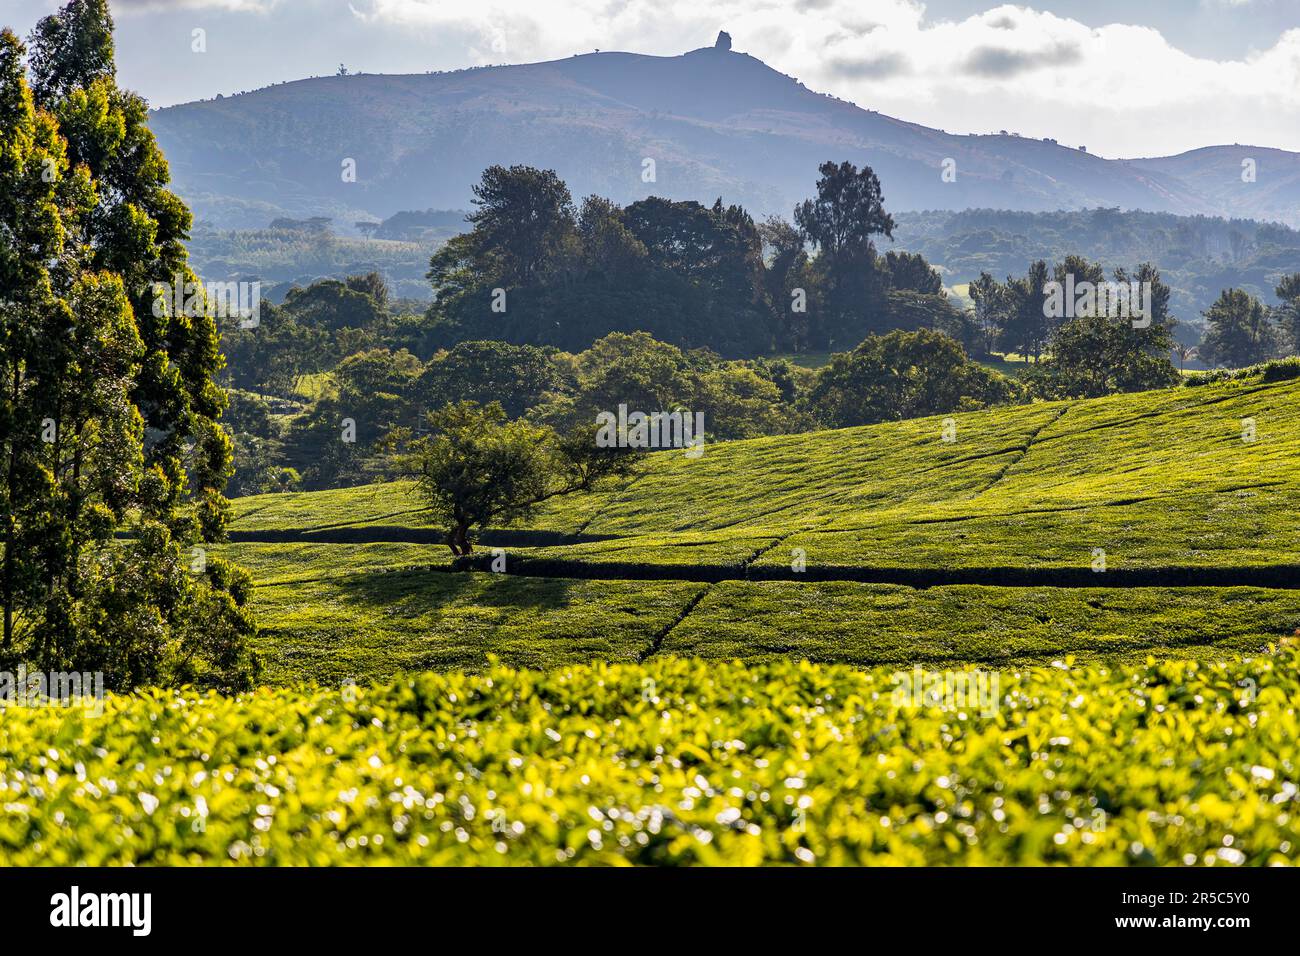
[148,40,1300,230]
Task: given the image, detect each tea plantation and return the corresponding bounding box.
[1,652,1294,865]
[214,372,1300,684]
[3,372,1299,865]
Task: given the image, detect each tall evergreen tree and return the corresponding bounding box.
[0,7,257,689]
[794,161,895,349]
[28,0,232,544]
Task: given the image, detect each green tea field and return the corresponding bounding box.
[218,372,1300,684]
[2,652,1294,865]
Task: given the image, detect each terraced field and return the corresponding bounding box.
[219,372,1300,683]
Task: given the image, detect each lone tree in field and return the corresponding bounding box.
[411,402,638,555]
[0,2,257,690]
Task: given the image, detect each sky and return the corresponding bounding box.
[5,0,1300,157]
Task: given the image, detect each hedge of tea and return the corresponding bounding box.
[0,651,1295,865]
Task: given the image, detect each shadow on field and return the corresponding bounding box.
[332,564,581,614]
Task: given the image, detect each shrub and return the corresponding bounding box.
[1,650,1295,865]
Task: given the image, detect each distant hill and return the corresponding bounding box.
[149,42,1300,230]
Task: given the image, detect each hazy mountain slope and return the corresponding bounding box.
[149,44,1297,229]
[1132,147,1300,227]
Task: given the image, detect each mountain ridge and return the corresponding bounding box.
[148,43,1300,230]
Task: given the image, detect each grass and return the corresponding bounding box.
[769,350,834,369]
[2,650,1295,865]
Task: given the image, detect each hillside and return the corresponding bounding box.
[218,371,1300,683]
[148,43,1300,229]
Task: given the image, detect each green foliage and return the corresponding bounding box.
[807,329,1022,427]
[0,7,257,690]
[431,182,776,357]
[24,0,113,104]
[794,160,894,349]
[894,208,1300,340]
[1032,314,1179,398]
[231,321,817,491]
[424,162,940,358]
[417,341,561,419]
[409,402,639,554]
[1200,287,1282,368]
[1,649,1297,864]
[882,250,943,295]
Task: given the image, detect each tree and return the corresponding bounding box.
[882,251,943,295]
[758,215,812,350]
[1032,263,1180,397]
[998,259,1051,361]
[966,271,1003,357]
[281,279,385,331]
[464,165,576,286]
[1034,314,1179,398]
[345,271,389,309]
[0,27,74,653]
[1174,343,1198,372]
[0,8,258,690]
[577,195,648,276]
[410,402,637,555]
[25,0,113,103]
[1200,288,1279,368]
[1275,273,1300,357]
[417,341,561,419]
[29,0,232,545]
[806,329,1021,428]
[794,161,896,349]
[794,161,895,260]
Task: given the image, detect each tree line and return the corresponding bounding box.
[424,161,962,356]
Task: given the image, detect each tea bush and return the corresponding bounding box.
[1,650,1295,865]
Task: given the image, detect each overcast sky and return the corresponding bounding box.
[6,0,1299,157]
